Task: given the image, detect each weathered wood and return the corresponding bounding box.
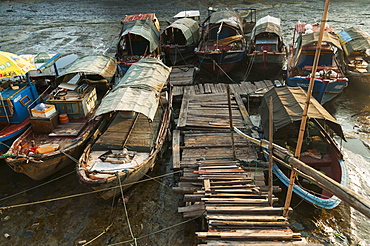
[206,206,292,215]
[196,230,301,240]
[177,86,191,128]
[206,215,287,222]
[172,130,181,169]
[209,220,290,227]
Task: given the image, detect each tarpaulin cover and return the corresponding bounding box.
[338,27,370,55]
[94,57,171,121]
[55,54,117,84]
[209,10,245,31]
[164,18,200,45]
[120,19,160,53]
[251,15,282,40]
[260,86,344,140]
[301,31,342,50]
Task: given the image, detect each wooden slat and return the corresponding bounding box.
[172,130,181,169]
[177,86,191,128]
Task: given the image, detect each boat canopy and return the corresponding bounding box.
[55,54,117,84]
[338,27,370,55]
[209,10,245,31]
[94,57,171,121]
[163,18,200,45]
[120,19,160,53]
[251,15,282,40]
[301,31,342,50]
[173,10,200,19]
[260,86,344,140]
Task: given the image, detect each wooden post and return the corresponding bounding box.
[268,97,273,206]
[283,0,331,217]
[227,85,236,160]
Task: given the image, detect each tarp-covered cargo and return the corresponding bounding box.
[94,57,171,121]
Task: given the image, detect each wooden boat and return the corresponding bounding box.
[115,13,161,73]
[195,8,255,77]
[245,15,287,81]
[338,27,370,93]
[77,57,172,200]
[260,86,348,209]
[286,23,348,104]
[0,52,61,156]
[161,12,200,66]
[5,54,118,180]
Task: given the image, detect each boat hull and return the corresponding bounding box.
[5,125,93,180]
[0,118,30,154]
[162,44,197,66]
[287,76,348,104]
[246,53,286,80]
[196,50,245,75]
[346,71,370,94]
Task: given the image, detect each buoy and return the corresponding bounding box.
[59,114,69,124]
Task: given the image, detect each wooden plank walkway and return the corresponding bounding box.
[172,80,277,98]
[172,85,322,245]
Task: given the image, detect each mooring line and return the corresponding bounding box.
[0,170,182,210]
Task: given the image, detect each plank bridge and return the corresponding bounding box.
[171,71,322,245]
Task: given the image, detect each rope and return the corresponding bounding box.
[60,149,79,164]
[0,170,182,210]
[116,172,137,246]
[107,210,206,246]
[0,169,75,203]
[243,53,255,80]
[82,177,125,245]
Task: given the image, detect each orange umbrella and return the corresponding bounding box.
[0,51,35,79]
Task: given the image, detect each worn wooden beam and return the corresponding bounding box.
[172,130,181,169]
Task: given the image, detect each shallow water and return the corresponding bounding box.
[1,0,369,245]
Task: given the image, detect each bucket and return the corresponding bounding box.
[120,111,136,119]
[59,114,69,124]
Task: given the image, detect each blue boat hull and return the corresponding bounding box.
[287,76,348,104]
[272,160,348,209]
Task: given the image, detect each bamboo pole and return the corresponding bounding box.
[268,97,273,206]
[234,126,370,219]
[227,85,236,160]
[283,0,331,217]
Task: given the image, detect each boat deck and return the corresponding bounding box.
[172,85,322,245]
[92,107,163,152]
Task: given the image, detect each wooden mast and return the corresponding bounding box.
[283,0,331,217]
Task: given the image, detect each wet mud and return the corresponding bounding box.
[1,0,369,245]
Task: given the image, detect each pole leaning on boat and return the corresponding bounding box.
[283,0,331,217]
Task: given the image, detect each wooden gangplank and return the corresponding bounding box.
[172,86,321,245]
[172,79,276,98]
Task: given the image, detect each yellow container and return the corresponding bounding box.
[36,145,55,154]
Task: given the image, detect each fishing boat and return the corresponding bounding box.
[338,27,370,93]
[195,8,255,77]
[0,51,61,156]
[286,23,348,104]
[5,54,118,180]
[77,57,172,200]
[115,13,161,73]
[161,12,200,66]
[245,15,287,81]
[260,86,348,209]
